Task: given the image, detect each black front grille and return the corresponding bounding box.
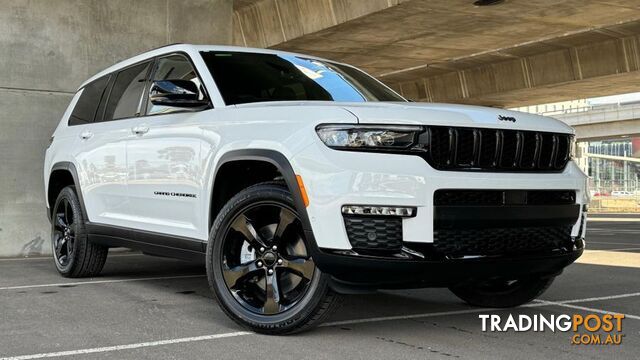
[426,126,572,172]
[433,226,573,257]
[433,189,579,257]
[434,190,576,206]
[343,216,403,253]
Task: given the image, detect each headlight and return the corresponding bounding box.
[316,124,425,151]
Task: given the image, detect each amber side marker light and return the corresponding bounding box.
[296,175,310,207]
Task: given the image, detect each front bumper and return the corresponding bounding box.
[292,142,589,250]
[292,142,588,287]
[307,202,587,289]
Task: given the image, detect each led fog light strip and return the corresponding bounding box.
[341,205,416,217]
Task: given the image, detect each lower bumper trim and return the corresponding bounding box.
[435,204,581,228]
[313,246,583,290]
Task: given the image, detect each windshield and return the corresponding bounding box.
[200,51,405,105]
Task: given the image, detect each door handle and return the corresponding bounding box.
[80,131,93,140]
[132,125,149,135]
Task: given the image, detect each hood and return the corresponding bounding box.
[340,102,574,134]
[234,101,574,134]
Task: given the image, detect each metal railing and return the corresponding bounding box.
[516,100,640,117]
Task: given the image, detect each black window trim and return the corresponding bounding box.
[136,57,157,118]
[141,51,213,118]
[94,74,115,123]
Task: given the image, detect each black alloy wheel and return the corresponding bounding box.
[51,186,108,277]
[207,182,341,334]
[52,197,76,269]
[221,202,315,315]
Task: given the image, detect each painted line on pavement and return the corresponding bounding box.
[323,291,640,327]
[535,300,640,320]
[320,307,523,327]
[553,291,640,304]
[0,275,206,291]
[0,257,52,262]
[2,292,639,359]
[0,253,144,262]
[0,332,253,360]
[588,241,639,246]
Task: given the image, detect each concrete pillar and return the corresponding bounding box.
[0,0,233,257]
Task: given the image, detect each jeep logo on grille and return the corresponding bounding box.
[498,115,516,122]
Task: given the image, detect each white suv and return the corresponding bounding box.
[44,44,588,334]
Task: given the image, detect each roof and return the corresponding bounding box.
[78,44,334,90]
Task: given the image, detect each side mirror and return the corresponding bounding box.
[149,80,209,108]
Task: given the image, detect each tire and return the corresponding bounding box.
[51,186,108,278]
[450,276,555,308]
[206,182,342,334]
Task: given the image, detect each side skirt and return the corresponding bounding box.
[86,223,206,262]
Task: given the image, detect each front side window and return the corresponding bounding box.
[146,54,207,115]
[200,51,405,105]
[103,61,152,121]
[68,75,110,126]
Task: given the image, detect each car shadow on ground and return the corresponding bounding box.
[87,250,640,334]
[97,253,485,325]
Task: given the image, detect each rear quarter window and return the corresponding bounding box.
[68,76,110,126]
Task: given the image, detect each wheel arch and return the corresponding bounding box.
[48,162,88,221]
[209,149,313,234]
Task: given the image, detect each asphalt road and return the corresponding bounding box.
[1,215,638,359]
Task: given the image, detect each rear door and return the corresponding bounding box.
[76,60,153,228]
[67,75,113,224]
[125,53,211,242]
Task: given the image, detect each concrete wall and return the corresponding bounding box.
[0,0,232,257]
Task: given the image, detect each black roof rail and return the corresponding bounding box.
[146,43,187,52]
[113,43,186,63]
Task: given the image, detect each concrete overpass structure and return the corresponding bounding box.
[532,102,640,195]
[233,0,640,107]
[545,102,640,141]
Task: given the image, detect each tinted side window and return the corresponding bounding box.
[147,55,206,115]
[68,76,110,126]
[103,61,152,121]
